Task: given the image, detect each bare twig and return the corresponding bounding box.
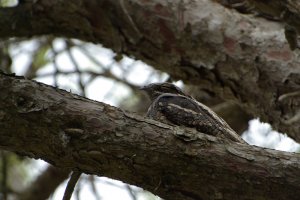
[88,176,102,200]
[62,171,81,200]
[65,39,85,96]
[125,185,137,200]
[49,39,59,87]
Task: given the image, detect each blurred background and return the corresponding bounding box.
[0,1,300,200]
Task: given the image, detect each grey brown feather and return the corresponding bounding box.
[141,83,245,144]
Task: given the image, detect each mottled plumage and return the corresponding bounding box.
[141,83,245,143]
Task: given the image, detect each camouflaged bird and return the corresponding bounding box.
[141,83,245,144]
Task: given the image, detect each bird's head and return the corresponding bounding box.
[140,82,187,101]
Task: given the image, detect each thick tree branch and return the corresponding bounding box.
[246,0,300,32]
[1,0,298,142]
[0,73,300,200]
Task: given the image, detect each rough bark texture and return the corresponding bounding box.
[1,73,300,200]
[0,0,298,142]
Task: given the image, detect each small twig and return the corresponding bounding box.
[62,171,82,200]
[65,39,86,96]
[76,45,107,70]
[125,184,137,200]
[49,39,60,87]
[278,90,300,101]
[38,69,140,92]
[119,0,143,44]
[88,176,102,200]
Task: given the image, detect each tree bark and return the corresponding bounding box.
[0,73,300,200]
[1,0,298,142]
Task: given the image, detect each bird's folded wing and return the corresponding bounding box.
[150,94,245,143]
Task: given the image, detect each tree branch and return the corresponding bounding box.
[1,0,298,142]
[0,73,300,200]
